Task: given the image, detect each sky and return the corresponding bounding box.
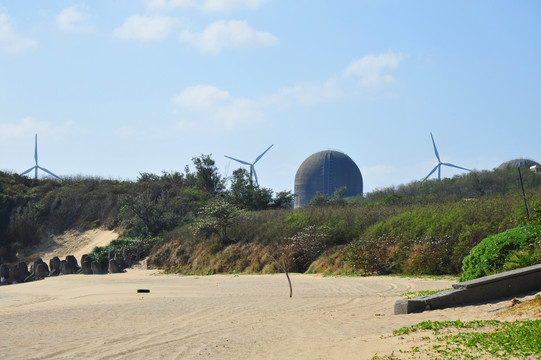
[0,0,540,194]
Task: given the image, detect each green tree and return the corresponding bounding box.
[309,192,329,207]
[191,154,225,195]
[228,168,273,210]
[309,187,347,207]
[329,186,347,206]
[271,190,294,209]
[191,197,246,244]
[119,185,181,237]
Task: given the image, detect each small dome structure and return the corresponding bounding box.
[497,158,540,170]
[294,150,363,208]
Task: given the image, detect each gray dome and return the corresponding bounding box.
[497,158,540,170]
[294,150,363,208]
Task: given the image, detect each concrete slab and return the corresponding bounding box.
[395,263,541,314]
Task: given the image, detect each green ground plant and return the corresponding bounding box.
[382,319,541,359]
[460,224,541,281]
[401,289,450,299]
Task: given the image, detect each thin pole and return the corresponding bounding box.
[263,244,292,297]
[518,168,530,218]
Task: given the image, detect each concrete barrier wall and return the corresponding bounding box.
[395,263,541,314]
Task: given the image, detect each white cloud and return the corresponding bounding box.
[344,50,405,87]
[264,78,342,109]
[0,117,70,142]
[147,0,267,12]
[55,6,94,33]
[172,85,264,129]
[179,19,278,53]
[114,126,138,138]
[0,12,37,53]
[113,15,180,41]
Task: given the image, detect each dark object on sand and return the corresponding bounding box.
[137,289,150,293]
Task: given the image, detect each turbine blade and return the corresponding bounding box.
[254,144,274,164]
[423,165,439,181]
[430,133,441,163]
[38,166,62,180]
[441,163,471,172]
[224,155,252,166]
[438,165,441,180]
[34,134,38,165]
[21,166,36,176]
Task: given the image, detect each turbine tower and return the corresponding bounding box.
[225,144,273,187]
[21,134,62,180]
[423,132,470,181]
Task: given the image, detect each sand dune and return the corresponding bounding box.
[1,270,535,359]
[26,229,118,264]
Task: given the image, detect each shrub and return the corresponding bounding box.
[503,246,541,271]
[88,237,154,267]
[282,225,331,273]
[460,225,541,281]
[345,236,400,275]
[119,186,185,237]
[191,198,247,244]
[403,235,458,275]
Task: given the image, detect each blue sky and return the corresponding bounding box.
[1,0,540,193]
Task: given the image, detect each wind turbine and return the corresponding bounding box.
[225,144,273,187]
[21,134,62,180]
[423,132,470,181]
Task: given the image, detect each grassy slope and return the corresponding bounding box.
[1,167,540,276]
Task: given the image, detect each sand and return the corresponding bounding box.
[3,230,538,359]
[2,271,538,360]
[26,229,119,264]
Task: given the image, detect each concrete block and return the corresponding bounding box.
[395,263,541,314]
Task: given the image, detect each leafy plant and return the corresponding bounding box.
[387,319,541,359]
[191,197,247,244]
[503,245,541,271]
[461,225,541,281]
[87,237,154,267]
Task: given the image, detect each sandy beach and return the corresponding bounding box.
[2,230,538,359]
[1,269,535,360]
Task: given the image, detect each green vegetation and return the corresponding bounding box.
[191,197,247,245]
[460,225,541,281]
[1,157,540,279]
[378,319,541,359]
[88,237,155,267]
[401,289,450,299]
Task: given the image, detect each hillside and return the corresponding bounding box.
[1,158,540,277]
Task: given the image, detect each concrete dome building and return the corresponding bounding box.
[497,158,540,170]
[294,150,363,208]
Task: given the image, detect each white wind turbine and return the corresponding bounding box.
[423,132,470,181]
[225,144,274,187]
[21,134,62,180]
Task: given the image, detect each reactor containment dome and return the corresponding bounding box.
[294,150,363,208]
[497,158,540,170]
